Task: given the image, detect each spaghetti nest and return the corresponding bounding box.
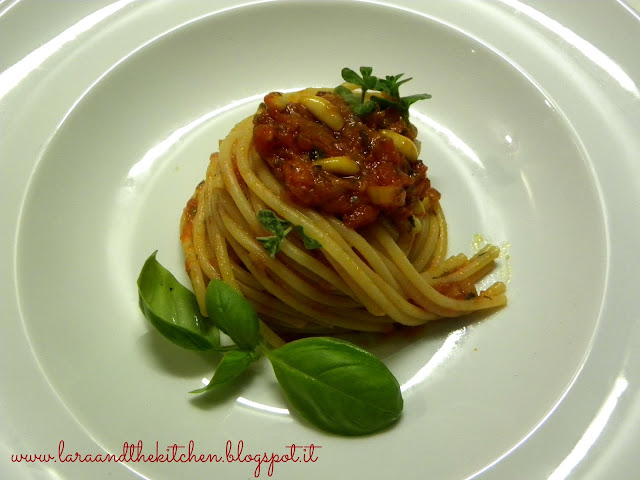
[180,88,507,337]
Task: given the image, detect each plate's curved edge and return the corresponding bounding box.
[0,2,256,479]
[2,1,640,479]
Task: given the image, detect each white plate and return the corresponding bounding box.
[2,1,640,479]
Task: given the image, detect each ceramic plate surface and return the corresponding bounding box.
[2,1,640,479]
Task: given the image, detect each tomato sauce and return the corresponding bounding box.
[180,182,201,244]
[252,91,438,229]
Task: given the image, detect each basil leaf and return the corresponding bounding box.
[341,67,363,86]
[190,350,258,394]
[256,235,283,258]
[338,67,431,119]
[334,86,360,107]
[352,101,376,116]
[137,252,220,350]
[371,95,400,110]
[334,85,355,98]
[378,74,410,99]
[257,210,290,237]
[360,67,378,91]
[257,210,321,255]
[205,279,260,351]
[401,93,432,107]
[359,66,373,78]
[292,225,322,250]
[266,337,403,436]
[335,85,376,117]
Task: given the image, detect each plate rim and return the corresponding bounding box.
[2,1,640,479]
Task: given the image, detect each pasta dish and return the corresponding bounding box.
[179,68,507,339]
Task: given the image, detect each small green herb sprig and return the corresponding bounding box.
[334,66,431,119]
[137,253,403,436]
[256,210,322,258]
